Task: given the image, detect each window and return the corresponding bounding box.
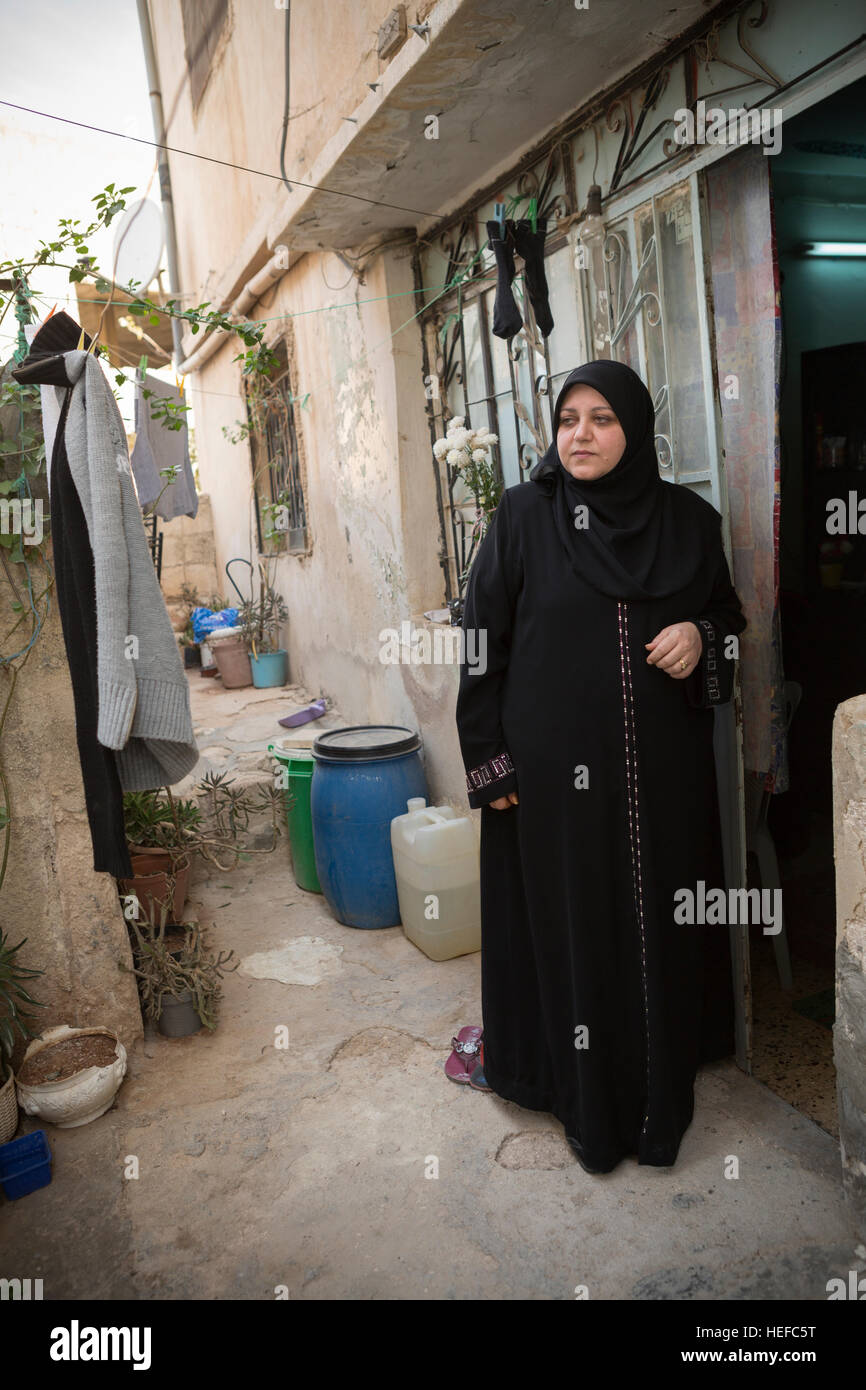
[245,338,308,555]
[421,173,721,606]
[583,176,720,510]
[181,0,229,110]
[422,217,589,604]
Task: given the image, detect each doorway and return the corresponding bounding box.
[753,75,866,1135]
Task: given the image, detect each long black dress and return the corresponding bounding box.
[456,475,747,1172]
[11,313,133,877]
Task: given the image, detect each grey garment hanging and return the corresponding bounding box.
[130,370,199,521]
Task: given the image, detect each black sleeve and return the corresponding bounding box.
[686,532,747,710]
[455,490,521,808]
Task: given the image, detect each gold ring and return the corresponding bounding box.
[679,658,686,670]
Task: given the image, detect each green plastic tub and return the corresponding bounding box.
[269,743,322,893]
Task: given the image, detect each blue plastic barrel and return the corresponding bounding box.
[311,726,427,928]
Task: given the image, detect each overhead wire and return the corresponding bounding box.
[0,99,448,221]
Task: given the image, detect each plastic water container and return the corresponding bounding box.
[0,1129,52,1200]
[391,798,481,960]
[311,727,427,928]
[268,743,322,893]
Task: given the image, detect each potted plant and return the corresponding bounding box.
[119,773,284,925]
[432,415,500,596]
[179,615,201,668]
[120,789,199,923]
[124,899,238,1038]
[0,930,46,1143]
[239,559,289,688]
[176,583,202,668]
[15,1024,127,1128]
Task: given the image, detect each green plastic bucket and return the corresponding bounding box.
[269,744,322,893]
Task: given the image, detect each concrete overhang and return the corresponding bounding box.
[267,0,722,254]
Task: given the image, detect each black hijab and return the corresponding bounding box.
[529,360,707,600]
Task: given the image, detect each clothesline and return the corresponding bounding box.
[21,234,510,416]
[20,267,500,330]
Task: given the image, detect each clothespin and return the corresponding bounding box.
[44,304,57,321]
[494,202,506,239]
[528,197,538,233]
[175,373,185,397]
[76,327,86,349]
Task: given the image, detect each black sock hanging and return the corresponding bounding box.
[512,218,554,338]
[486,221,524,340]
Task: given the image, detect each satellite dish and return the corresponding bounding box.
[112,198,165,292]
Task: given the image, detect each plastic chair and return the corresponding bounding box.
[747,681,802,990]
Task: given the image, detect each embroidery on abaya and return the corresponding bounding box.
[529,360,708,601]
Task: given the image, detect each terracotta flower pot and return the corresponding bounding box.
[120,847,191,924]
[210,633,252,689]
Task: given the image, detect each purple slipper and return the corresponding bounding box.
[444,1026,483,1084]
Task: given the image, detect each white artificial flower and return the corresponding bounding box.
[446,449,463,466]
[451,428,472,450]
[481,432,498,446]
[471,449,488,463]
[433,438,449,459]
[448,416,465,430]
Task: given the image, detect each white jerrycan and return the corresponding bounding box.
[390,798,481,961]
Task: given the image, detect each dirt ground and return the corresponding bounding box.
[1,676,862,1300]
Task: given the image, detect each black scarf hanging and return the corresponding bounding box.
[529,360,709,601]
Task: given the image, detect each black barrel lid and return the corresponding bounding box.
[311,725,421,761]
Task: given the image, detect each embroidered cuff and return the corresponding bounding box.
[466,750,514,795]
[687,619,731,708]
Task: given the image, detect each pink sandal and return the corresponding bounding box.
[444,1025,483,1084]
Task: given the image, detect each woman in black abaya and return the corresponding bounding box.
[455,360,747,1173]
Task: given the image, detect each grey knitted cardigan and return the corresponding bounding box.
[63,349,199,791]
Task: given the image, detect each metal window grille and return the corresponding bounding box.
[246,344,308,555]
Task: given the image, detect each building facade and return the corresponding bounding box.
[146,0,866,1233]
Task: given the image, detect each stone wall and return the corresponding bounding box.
[159,492,221,608]
[0,573,143,1057]
[832,694,866,1242]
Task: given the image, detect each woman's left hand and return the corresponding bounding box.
[645,621,702,679]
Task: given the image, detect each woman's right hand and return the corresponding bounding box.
[489,792,519,810]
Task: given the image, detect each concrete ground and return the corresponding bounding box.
[2,673,863,1300]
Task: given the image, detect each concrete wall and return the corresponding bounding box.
[832,694,866,1242]
[0,568,143,1057]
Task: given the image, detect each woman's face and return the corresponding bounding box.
[556,383,627,480]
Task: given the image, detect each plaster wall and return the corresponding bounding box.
[189,234,469,803]
[832,694,866,1242]
[148,0,423,293]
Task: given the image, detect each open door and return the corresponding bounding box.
[580,169,752,1069]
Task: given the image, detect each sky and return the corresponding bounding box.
[0,0,178,427]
